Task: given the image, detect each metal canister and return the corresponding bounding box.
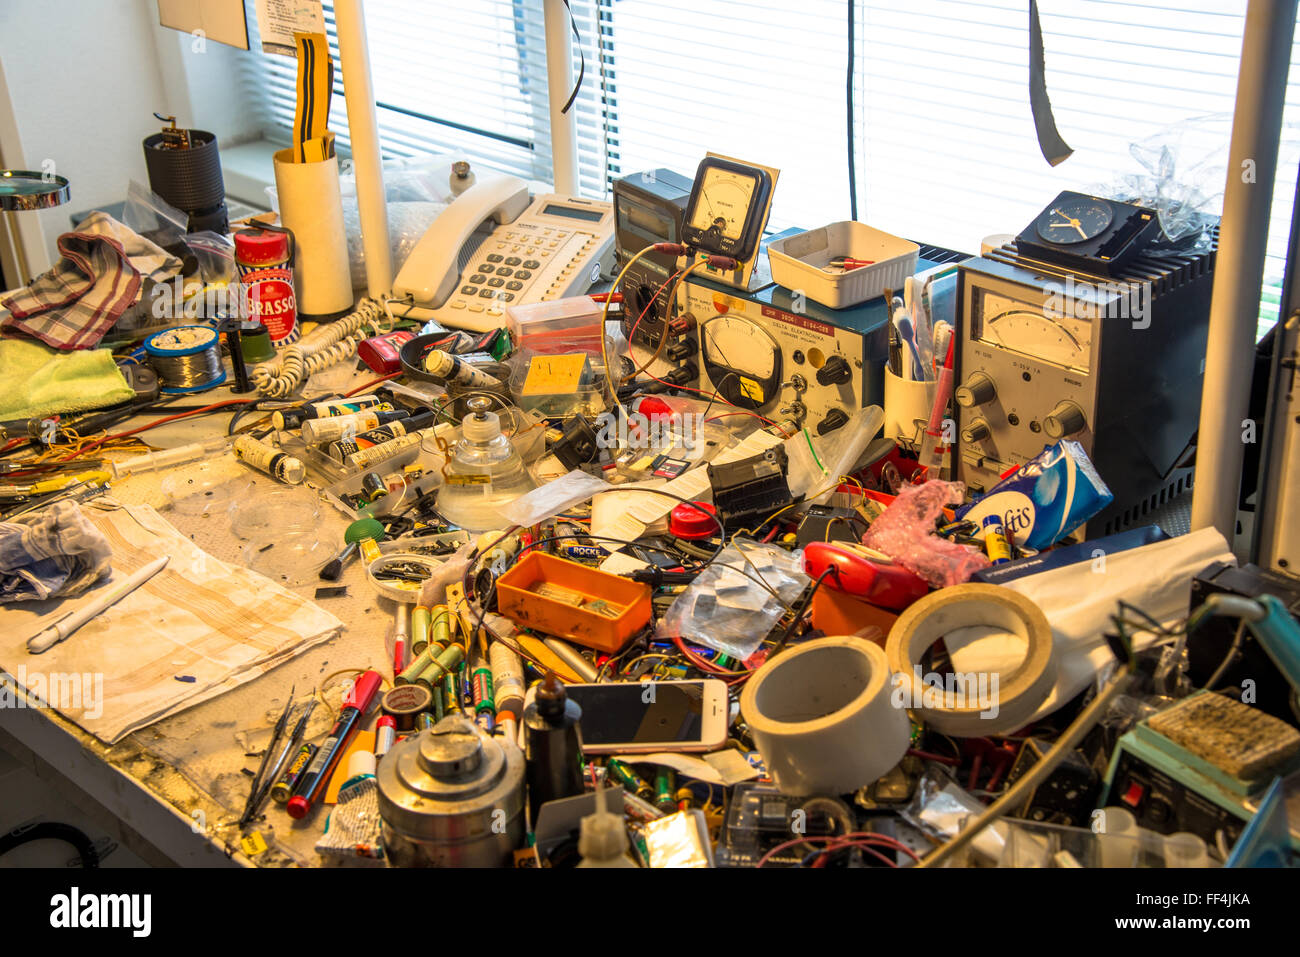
[376,714,525,867]
[234,225,297,349]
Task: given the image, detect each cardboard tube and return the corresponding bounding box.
[272,148,353,318]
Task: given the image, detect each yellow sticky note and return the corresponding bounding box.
[738,376,763,402]
[521,354,588,396]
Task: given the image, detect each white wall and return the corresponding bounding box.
[0,0,258,274]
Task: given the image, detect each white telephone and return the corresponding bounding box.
[392,174,615,332]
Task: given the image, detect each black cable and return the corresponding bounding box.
[846,0,859,221]
[0,822,100,867]
[767,566,838,658]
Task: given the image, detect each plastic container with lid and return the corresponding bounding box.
[435,396,537,532]
[505,296,604,355]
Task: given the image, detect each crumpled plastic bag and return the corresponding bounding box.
[0,501,113,603]
[860,481,989,588]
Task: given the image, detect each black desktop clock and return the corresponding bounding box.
[1015,191,1163,277]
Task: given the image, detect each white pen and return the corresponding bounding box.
[27,555,170,654]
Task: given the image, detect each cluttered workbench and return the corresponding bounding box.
[4,115,1300,870]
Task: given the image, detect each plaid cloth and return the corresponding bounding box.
[1,231,142,350]
[0,501,112,603]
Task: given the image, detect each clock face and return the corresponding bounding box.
[688,166,759,242]
[1035,199,1113,245]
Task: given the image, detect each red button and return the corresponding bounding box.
[1121,781,1145,807]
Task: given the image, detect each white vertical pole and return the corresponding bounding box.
[544,0,580,195]
[1191,0,1296,538]
[335,0,393,298]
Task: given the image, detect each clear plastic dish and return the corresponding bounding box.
[160,464,245,517]
[230,482,322,540]
[241,529,333,587]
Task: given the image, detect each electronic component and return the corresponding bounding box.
[659,240,965,433]
[794,505,862,546]
[682,156,773,262]
[1014,191,1163,278]
[614,169,692,349]
[1189,561,1300,726]
[1100,692,1300,851]
[715,782,857,868]
[564,680,728,754]
[707,446,793,532]
[1005,737,1100,828]
[954,230,1217,537]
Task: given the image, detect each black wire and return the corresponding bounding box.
[846,0,859,221]
[767,566,838,658]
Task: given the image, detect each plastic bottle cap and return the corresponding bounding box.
[346,749,376,780]
[637,396,673,421]
[669,501,717,540]
[286,795,310,819]
[234,228,290,266]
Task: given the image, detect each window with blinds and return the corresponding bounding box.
[234,0,1298,339]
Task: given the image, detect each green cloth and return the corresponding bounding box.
[0,337,134,421]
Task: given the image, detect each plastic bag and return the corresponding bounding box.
[656,539,809,660]
[785,405,884,502]
[861,481,990,588]
[267,154,469,291]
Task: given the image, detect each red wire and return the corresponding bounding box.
[345,372,400,396]
[58,399,254,461]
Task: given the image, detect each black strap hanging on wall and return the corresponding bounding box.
[561,0,586,115]
[1029,0,1074,166]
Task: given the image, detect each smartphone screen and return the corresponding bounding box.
[567,681,708,747]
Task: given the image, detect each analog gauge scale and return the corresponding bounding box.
[682,157,773,261]
[700,313,783,409]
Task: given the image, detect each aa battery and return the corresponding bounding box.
[270,743,318,804]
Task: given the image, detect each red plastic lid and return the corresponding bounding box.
[234,228,290,266]
[670,501,718,540]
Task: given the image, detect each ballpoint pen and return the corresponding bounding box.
[242,687,296,824]
[27,555,170,654]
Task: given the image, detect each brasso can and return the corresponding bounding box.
[234,225,298,348]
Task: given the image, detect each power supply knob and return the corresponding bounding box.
[961,418,991,443]
[815,355,853,387]
[817,408,850,435]
[954,372,996,407]
[1043,400,1087,439]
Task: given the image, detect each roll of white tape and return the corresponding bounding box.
[740,637,911,797]
[885,583,1055,736]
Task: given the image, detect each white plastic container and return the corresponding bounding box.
[767,221,919,309]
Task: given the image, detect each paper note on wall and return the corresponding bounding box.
[255,0,325,55]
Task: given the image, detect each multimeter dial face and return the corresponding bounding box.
[701,314,782,408]
[974,289,1093,372]
[689,167,758,243]
[1035,198,1113,245]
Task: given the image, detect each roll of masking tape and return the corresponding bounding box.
[885,583,1055,736]
[740,637,911,797]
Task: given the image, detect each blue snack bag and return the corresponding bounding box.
[955,440,1113,550]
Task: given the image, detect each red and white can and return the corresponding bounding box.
[234,226,298,348]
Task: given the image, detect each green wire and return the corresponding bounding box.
[803,428,825,473]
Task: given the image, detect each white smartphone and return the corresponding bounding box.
[565,679,730,754]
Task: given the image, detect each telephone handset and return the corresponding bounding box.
[392,173,615,333]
